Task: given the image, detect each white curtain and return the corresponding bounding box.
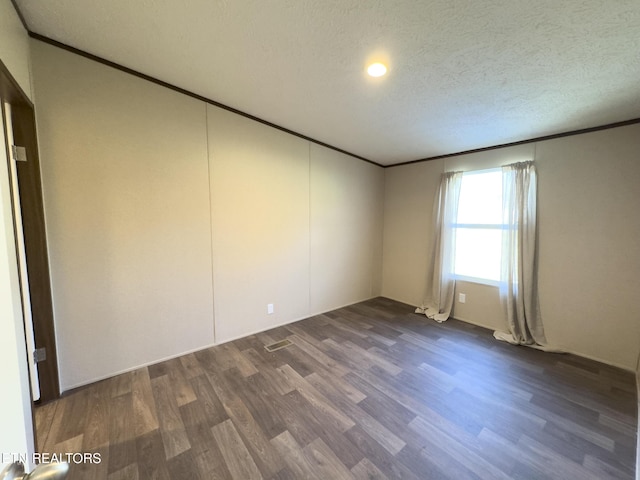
[494,161,550,348]
[416,171,463,322]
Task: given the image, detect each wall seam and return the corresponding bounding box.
[205,103,216,344]
[376,168,385,297]
[308,141,312,314]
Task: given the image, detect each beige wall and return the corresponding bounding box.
[0,0,32,99]
[31,40,385,389]
[382,125,640,370]
[208,106,310,342]
[208,110,385,343]
[536,126,640,370]
[0,0,35,467]
[381,160,443,305]
[32,42,215,390]
[310,144,384,314]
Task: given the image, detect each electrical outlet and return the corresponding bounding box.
[267,304,274,315]
[458,293,466,304]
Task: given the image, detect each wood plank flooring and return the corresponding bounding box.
[35,297,638,479]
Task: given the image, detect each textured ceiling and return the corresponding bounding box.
[15,0,640,165]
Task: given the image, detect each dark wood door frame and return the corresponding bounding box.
[1,59,60,403]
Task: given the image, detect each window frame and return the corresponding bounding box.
[452,167,504,287]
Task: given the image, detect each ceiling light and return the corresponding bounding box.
[367,62,387,77]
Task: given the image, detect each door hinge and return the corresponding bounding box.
[34,347,47,363]
[11,145,27,162]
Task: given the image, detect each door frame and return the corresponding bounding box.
[0,59,60,404]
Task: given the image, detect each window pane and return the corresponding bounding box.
[457,171,502,225]
[454,228,501,282]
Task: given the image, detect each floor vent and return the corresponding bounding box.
[264,339,293,352]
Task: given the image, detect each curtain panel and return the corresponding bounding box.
[494,161,550,348]
[416,171,463,322]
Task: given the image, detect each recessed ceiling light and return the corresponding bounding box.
[367,62,387,77]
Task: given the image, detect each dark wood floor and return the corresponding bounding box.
[36,297,638,479]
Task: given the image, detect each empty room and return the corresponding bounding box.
[1,1,639,479]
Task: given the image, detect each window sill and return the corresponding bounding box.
[454,275,499,288]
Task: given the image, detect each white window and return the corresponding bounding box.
[453,168,503,284]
